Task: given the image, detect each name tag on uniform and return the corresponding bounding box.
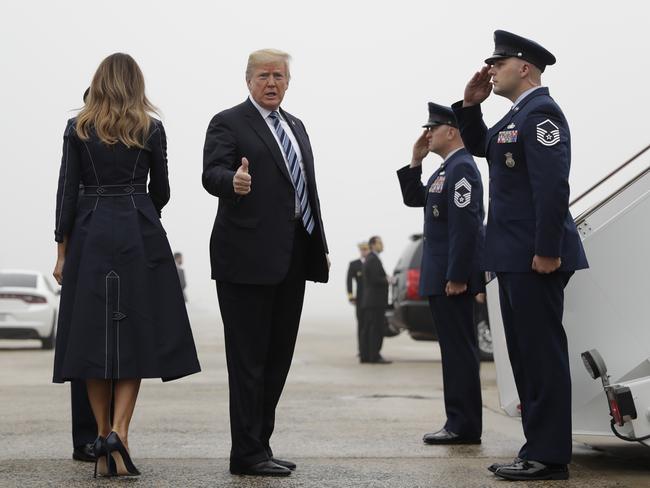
[497,130,518,144]
[429,176,445,193]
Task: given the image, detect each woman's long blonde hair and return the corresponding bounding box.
[76,53,157,148]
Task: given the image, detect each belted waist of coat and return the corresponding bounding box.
[82,184,147,197]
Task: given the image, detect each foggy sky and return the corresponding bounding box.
[1,0,649,319]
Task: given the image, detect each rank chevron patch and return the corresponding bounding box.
[536,119,560,146]
[454,178,472,208]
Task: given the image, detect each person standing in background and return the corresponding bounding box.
[360,236,391,364]
[346,242,369,358]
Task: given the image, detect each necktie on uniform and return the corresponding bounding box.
[268,111,315,234]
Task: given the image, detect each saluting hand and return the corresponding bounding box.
[411,130,429,167]
[532,255,561,274]
[463,66,493,107]
[233,157,252,195]
[445,281,468,296]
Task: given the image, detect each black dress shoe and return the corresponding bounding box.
[369,357,392,364]
[488,457,521,473]
[73,443,96,462]
[422,428,481,445]
[230,460,291,477]
[494,460,569,480]
[271,457,296,470]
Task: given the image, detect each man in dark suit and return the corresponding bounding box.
[70,87,98,463]
[452,30,588,481]
[70,382,96,461]
[202,49,329,477]
[397,102,485,446]
[346,242,369,357]
[360,236,391,364]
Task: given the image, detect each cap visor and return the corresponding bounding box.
[484,54,510,65]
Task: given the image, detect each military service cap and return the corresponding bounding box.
[485,30,556,72]
[423,102,458,129]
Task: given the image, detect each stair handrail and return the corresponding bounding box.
[570,143,650,208]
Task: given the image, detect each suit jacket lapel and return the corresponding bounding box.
[243,99,292,184]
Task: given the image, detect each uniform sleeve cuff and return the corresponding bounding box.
[396,164,422,176]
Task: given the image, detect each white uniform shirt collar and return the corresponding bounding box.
[443,147,463,162]
[512,86,543,110]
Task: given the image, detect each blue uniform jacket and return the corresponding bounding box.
[452,88,588,272]
[397,148,485,296]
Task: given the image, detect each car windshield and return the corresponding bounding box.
[0,273,38,288]
[395,238,423,271]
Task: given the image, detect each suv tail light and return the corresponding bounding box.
[405,269,421,300]
[0,293,46,304]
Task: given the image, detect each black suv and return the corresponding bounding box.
[387,234,493,361]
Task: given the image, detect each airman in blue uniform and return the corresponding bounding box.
[452,30,589,481]
[397,103,485,445]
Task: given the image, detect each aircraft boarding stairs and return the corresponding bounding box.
[487,145,650,445]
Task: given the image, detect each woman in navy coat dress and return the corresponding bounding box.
[51,53,200,477]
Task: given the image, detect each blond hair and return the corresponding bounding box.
[76,53,158,148]
[245,49,291,82]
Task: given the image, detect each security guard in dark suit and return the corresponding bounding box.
[397,103,485,444]
[346,242,370,357]
[452,30,588,481]
[360,236,391,364]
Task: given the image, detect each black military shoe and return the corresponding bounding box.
[494,460,569,480]
[422,428,481,445]
[72,443,96,462]
[271,457,296,470]
[488,457,522,473]
[230,460,291,477]
[370,357,392,364]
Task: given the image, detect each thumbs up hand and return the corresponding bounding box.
[233,157,252,195]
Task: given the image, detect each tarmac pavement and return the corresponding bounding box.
[0,302,648,487]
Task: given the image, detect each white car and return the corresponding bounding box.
[0,269,59,349]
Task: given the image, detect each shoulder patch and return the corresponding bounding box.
[536,119,560,146]
[454,177,472,208]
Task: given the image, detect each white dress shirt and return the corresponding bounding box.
[249,96,306,216]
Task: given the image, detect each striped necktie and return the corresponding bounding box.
[268,111,315,234]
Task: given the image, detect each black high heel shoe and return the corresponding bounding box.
[92,436,116,478]
[106,431,140,476]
